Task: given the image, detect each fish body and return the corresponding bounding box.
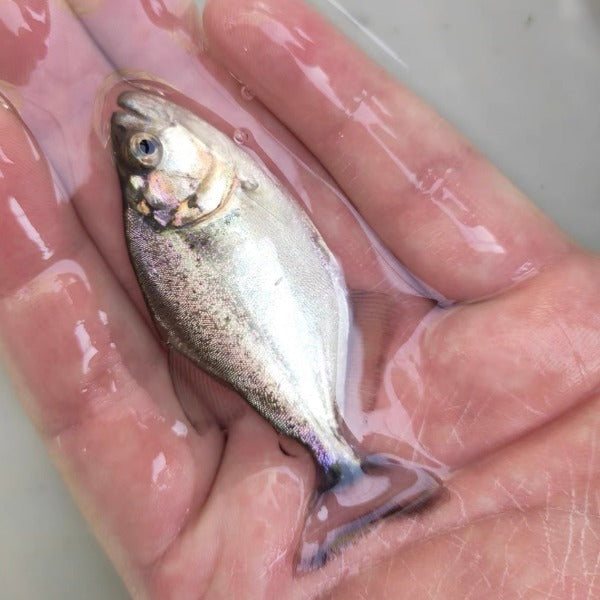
[112,92,359,484]
[111,92,440,568]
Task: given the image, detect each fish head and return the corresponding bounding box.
[111,91,235,228]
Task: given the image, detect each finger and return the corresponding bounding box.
[149,412,313,598]
[68,0,432,299]
[203,0,573,301]
[0,100,223,588]
[0,0,50,87]
[0,0,145,307]
[369,252,600,468]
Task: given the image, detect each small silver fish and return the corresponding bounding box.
[111,92,439,568]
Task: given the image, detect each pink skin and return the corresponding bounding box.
[0,0,599,598]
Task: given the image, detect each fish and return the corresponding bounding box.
[111,91,440,569]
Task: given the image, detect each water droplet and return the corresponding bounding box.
[240,86,255,101]
[151,452,168,490]
[9,196,55,261]
[74,319,99,375]
[171,420,189,438]
[233,128,249,145]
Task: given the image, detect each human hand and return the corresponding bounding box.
[1,0,599,598]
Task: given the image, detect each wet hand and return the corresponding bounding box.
[0,0,599,598]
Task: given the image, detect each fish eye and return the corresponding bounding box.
[128,133,162,168]
[138,139,155,154]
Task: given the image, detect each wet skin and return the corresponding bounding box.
[0,0,600,598]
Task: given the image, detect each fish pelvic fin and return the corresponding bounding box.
[296,454,442,573]
[168,348,246,433]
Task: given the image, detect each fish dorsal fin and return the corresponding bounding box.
[168,349,247,433]
[345,291,407,417]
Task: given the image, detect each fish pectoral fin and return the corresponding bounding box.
[168,349,247,433]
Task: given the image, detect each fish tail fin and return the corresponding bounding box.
[297,454,441,572]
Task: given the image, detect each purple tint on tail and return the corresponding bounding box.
[297,455,442,572]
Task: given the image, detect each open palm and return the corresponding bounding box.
[1,0,599,598]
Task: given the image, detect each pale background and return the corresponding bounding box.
[1,1,598,598]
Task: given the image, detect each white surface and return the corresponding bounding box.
[1,1,598,598]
